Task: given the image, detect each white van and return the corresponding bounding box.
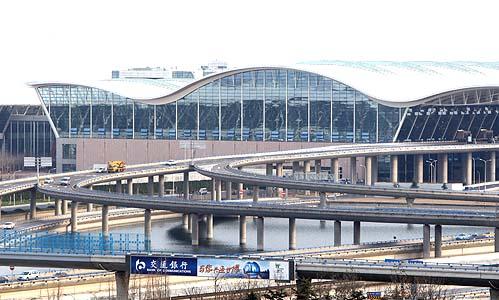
[18,270,40,281]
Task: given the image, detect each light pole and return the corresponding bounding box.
[425,159,437,183]
[477,158,491,187]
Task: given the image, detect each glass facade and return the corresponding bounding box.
[37,69,402,143]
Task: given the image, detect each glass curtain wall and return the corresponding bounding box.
[37,70,401,144]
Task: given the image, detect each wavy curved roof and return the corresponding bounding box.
[29,61,499,108]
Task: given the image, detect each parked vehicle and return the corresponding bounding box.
[198,188,208,195]
[53,271,68,278]
[17,270,40,281]
[60,177,71,186]
[107,160,126,173]
[165,160,176,166]
[455,233,472,240]
[479,231,495,239]
[0,276,8,283]
[0,222,15,230]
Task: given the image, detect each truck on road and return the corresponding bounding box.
[107,160,126,173]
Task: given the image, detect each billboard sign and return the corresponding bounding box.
[129,255,293,281]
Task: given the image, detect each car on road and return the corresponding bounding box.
[198,188,208,195]
[455,233,472,240]
[165,160,176,166]
[43,177,54,184]
[0,222,15,230]
[95,167,106,173]
[0,276,8,284]
[479,231,495,239]
[17,270,40,281]
[59,177,71,186]
[53,271,68,278]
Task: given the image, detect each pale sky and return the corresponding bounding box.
[2,0,499,104]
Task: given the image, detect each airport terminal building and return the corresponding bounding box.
[4,61,499,182]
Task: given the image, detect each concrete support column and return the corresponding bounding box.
[102,205,109,237]
[206,214,213,240]
[253,186,259,203]
[276,163,284,197]
[70,201,78,233]
[423,224,431,258]
[319,192,326,227]
[29,189,36,219]
[226,181,232,200]
[334,221,341,246]
[239,216,247,246]
[289,218,297,250]
[353,221,361,245]
[54,199,61,216]
[216,179,222,202]
[61,200,68,215]
[331,158,339,182]
[144,209,152,251]
[292,161,300,174]
[182,172,189,200]
[350,157,357,184]
[257,216,264,251]
[414,154,423,185]
[304,160,311,195]
[115,271,130,300]
[365,156,372,186]
[182,214,189,230]
[463,152,473,185]
[372,156,378,184]
[116,180,122,194]
[211,179,216,201]
[238,182,244,200]
[191,214,199,246]
[435,224,442,258]
[127,179,133,195]
[147,176,154,196]
[495,227,499,252]
[437,154,448,184]
[390,155,399,186]
[266,164,273,196]
[158,175,165,197]
[315,159,321,173]
[490,152,497,182]
[86,203,93,212]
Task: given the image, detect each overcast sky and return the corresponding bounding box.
[2,0,499,103]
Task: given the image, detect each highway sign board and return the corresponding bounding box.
[129,255,294,280]
[24,157,52,168]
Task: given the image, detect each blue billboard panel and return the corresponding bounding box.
[130,256,197,276]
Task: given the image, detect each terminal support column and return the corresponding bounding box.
[289,218,297,250]
[102,205,109,237]
[463,152,472,185]
[239,216,247,246]
[372,156,378,184]
[29,189,36,219]
[145,209,152,251]
[435,224,442,258]
[257,216,264,251]
[390,155,398,186]
[334,221,341,246]
[127,179,133,195]
[353,221,361,245]
[331,158,339,182]
[158,174,165,197]
[350,157,357,184]
[423,224,431,258]
[437,154,448,185]
[115,271,130,300]
[191,214,199,246]
[365,156,372,186]
[414,154,423,186]
[71,201,78,233]
[490,152,496,182]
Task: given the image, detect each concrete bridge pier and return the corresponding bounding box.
[145,209,152,251]
[372,156,378,184]
[266,164,273,196]
[116,180,122,194]
[423,224,431,258]
[437,154,448,187]
[365,156,373,186]
[216,179,222,202]
[319,192,326,227]
[127,179,133,195]
[61,200,68,215]
[86,203,93,212]
[239,216,247,246]
[183,171,189,199]
[463,152,472,185]
[54,199,61,216]
[334,221,341,246]
[182,214,189,230]
[147,176,154,196]
[29,189,36,219]
[71,201,78,233]
[435,224,442,258]
[206,214,213,240]
[158,175,165,197]
[390,155,399,187]
[115,271,130,300]
[257,216,264,251]
[314,160,321,196]
[102,205,109,237]
[490,152,497,182]
[350,157,357,184]
[353,221,361,245]
[226,181,232,200]
[331,158,339,182]
[304,160,311,195]
[289,218,297,250]
[191,214,199,246]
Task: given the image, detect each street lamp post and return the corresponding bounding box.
[425,159,437,183]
